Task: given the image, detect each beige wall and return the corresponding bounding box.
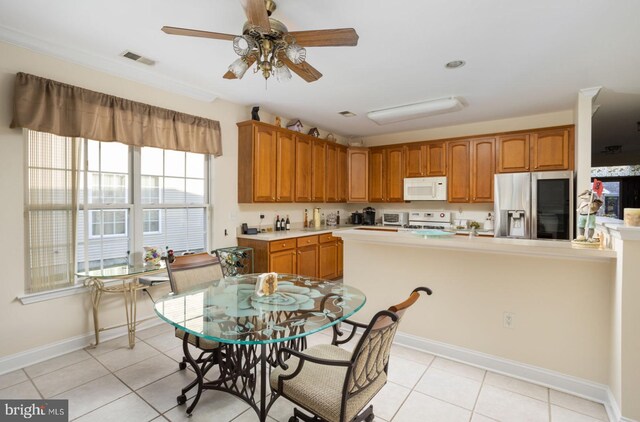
[343,240,613,384]
[360,110,574,147]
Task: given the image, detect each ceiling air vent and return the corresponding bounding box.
[121,50,155,66]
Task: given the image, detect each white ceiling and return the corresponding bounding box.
[1,0,639,137]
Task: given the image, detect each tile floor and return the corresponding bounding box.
[0,322,610,422]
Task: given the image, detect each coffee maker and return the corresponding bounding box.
[363,207,376,225]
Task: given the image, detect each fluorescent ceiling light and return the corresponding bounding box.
[367,97,465,125]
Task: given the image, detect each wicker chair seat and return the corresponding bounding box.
[270,344,386,422]
[175,328,219,351]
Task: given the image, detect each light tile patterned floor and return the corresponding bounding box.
[0,322,610,422]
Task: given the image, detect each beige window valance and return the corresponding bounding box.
[10,72,222,156]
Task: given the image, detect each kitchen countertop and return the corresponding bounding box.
[236,224,368,241]
[335,228,617,261]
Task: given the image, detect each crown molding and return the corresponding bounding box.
[0,24,219,103]
[580,86,602,101]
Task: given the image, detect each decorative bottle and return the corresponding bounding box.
[275,215,281,231]
[285,215,291,230]
[336,211,340,225]
[303,209,308,228]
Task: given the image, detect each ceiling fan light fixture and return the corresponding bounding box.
[367,97,465,125]
[233,36,256,56]
[285,44,306,64]
[229,57,250,79]
[274,63,292,82]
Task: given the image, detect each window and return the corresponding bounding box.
[26,130,211,290]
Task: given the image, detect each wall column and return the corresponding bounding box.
[574,87,601,193]
[607,224,640,421]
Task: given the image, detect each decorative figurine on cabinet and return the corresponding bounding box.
[308,127,320,137]
[251,106,260,121]
[274,116,282,127]
[286,119,303,132]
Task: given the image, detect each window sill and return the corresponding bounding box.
[16,277,162,305]
[18,283,89,305]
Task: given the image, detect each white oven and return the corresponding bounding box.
[403,177,447,201]
[382,211,409,227]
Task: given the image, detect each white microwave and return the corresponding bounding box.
[403,177,447,201]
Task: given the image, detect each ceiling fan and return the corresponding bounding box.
[161,0,359,82]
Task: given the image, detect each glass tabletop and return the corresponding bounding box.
[153,273,366,345]
[77,261,167,278]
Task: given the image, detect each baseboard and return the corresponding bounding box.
[394,331,628,422]
[0,318,164,375]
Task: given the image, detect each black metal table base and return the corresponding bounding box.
[180,333,306,421]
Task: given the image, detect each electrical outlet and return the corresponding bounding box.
[503,312,515,329]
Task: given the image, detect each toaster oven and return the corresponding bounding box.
[382,211,409,227]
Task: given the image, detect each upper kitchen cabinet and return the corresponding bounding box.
[496,126,573,173]
[311,138,326,202]
[496,134,530,173]
[294,135,312,202]
[447,138,494,203]
[447,141,471,203]
[404,141,447,178]
[470,137,496,203]
[369,146,404,202]
[531,127,573,171]
[347,147,369,202]
[326,143,348,202]
[337,145,348,202]
[238,121,277,202]
[325,143,339,202]
[276,131,296,202]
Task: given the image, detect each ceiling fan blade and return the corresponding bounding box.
[223,56,257,79]
[281,57,323,82]
[288,28,359,47]
[162,26,237,41]
[240,0,271,32]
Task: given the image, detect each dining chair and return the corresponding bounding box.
[164,251,225,409]
[270,286,432,422]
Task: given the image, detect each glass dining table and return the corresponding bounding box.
[154,273,366,421]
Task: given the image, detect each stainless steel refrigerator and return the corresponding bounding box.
[494,171,574,240]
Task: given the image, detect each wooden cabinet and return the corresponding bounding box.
[369,146,404,202]
[447,138,494,203]
[496,134,530,173]
[426,142,447,176]
[496,127,573,173]
[318,233,339,280]
[369,148,385,202]
[295,136,312,202]
[239,121,349,204]
[531,128,572,171]
[237,233,342,279]
[404,143,425,177]
[237,123,277,202]
[347,148,369,202]
[337,146,348,202]
[470,138,496,203]
[325,143,339,202]
[276,131,295,202]
[447,141,471,203]
[311,139,326,202]
[296,235,318,278]
[404,141,447,178]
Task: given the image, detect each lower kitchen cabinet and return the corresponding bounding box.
[237,233,342,279]
[296,235,318,277]
[318,233,339,279]
[269,249,297,274]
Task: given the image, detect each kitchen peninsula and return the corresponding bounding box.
[336,225,640,420]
